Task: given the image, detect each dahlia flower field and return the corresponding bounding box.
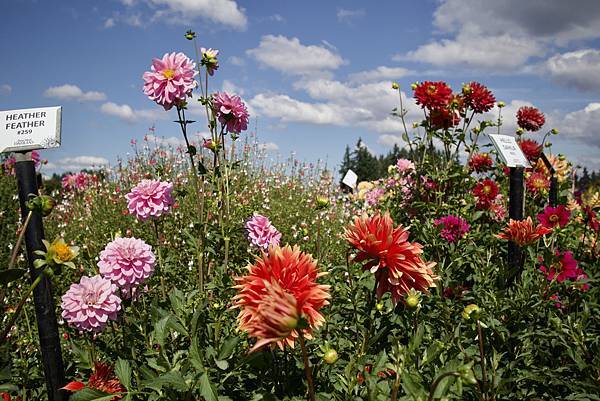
[2,36,600,401]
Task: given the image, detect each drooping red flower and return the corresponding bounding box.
[517,106,545,132]
[414,81,453,110]
[517,139,542,162]
[537,205,570,229]
[462,82,495,113]
[233,245,330,351]
[62,362,124,400]
[472,179,499,209]
[343,212,438,304]
[468,153,493,172]
[526,172,550,195]
[539,251,579,283]
[496,217,552,246]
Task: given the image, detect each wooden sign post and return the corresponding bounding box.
[488,134,530,287]
[1,106,66,401]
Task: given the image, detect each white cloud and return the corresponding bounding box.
[221,79,244,96]
[545,49,600,91]
[228,56,245,66]
[554,103,600,147]
[0,84,11,95]
[349,66,414,83]
[147,0,246,29]
[100,102,162,123]
[337,8,365,23]
[44,84,106,102]
[377,134,404,148]
[257,142,279,151]
[46,155,109,173]
[104,17,115,28]
[247,35,345,76]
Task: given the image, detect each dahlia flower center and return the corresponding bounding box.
[162,69,175,79]
[54,243,73,262]
[83,289,100,305]
[549,214,559,223]
[482,185,491,194]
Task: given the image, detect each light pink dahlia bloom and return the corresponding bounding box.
[98,237,155,296]
[143,52,197,110]
[245,214,282,250]
[212,92,250,133]
[61,275,121,332]
[126,179,174,221]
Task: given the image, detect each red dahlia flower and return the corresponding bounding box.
[429,107,461,129]
[517,139,542,162]
[468,153,493,172]
[233,245,330,351]
[496,217,552,246]
[537,205,570,229]
[517,106,545,132]
[539,251,579,283]
[414,81,453,110]
[343,212,438,304]
[526,172,550,194]
[63,362,124,400]
[462,82,495,113]
[472,179,499,209]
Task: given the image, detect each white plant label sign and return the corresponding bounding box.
[342,169,358,189]
[488,134,531,168]
[0,106,62,153]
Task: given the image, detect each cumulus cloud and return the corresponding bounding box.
[247,35,345,76]
[221,79,244,96]
[100,102,163,123]
[0,84,11,95]
[377,134,404,148]
[349,66,414,83]
[46,155,109,173]
[553,103,600,147]
[545,49,600,91]
[337,8,365,23]
[44,84,106,102]
[104,17,115,28]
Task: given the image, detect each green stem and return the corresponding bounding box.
[477,320,488,400]
[298,332,316,401]
[428,372,461,401]
[152,220,166,301]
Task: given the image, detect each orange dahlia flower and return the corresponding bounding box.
[233,245,330,352]
[343,212,438,304]
[496,216,552,246]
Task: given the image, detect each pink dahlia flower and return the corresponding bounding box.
[434,215,470,244]
[539,251,578,283]
[61,275,121,332]
[395,159,415,174]
[143,52,197,110]
[537,205,570,229]
[98,237,155,297]
[126,179,174,221]
[212,92,250,133]
[245,214,282,250]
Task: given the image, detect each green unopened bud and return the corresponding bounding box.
[315,195,330,210]
[411,82,418,90]
[391,82,399,90]
[323,349,338,365]
[184,30,196,40]
[39,195,55,217]
[375,302,384,311]
[497,101,505,108]
[462,83,472,95]
[462,304,481,320]
[405,289,421,310]
[551,128,559,135]
[412,122,419,129]
[516,127,524,135]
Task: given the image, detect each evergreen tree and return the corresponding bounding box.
[352,139,379,182]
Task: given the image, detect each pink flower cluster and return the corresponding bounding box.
[62,172,94,191]
[98,237,155,297]
[61,275,122,332]
[434,215,470,244]
[126,179,174,221]
[366,187,386,206]
[245,214,282,250]
[539,251,587,286]
[143,52,197,111]
[212,92,250,133]
[2,151,42,175]
[395,158,415,174]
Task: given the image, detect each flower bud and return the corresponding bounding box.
[497,101,505,108]
[551,128,559,135]
[315,195,330,210]
[462,304,481,320]
[405,289,421,309]
[516,127,524,135]
[411,82,418,90]
[323,349,338,365]
[391,82,399,90]
[412,122,419,128]
[184,30,196,40]
[39,195,56,217]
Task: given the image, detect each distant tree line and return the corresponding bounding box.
[576,167,600,192]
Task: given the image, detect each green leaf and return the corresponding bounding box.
[189,337,205,372]
[0,384,18,392]
[69,388,121,401]
[0,268,26,284]
[0,365,11,381]
[114,359,132,390]
[199,372,219,401]
[143,371,188,392]
[217,337,239,360]
[214,359,228,370]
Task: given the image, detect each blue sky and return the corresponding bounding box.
[1,0,599,174]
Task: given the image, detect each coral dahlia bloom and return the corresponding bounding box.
[63,362,125,400]
[472,179,499,209]
[98,237,155,296]
[434,215,470,244]
[233,245,330,351]
[245,214,282,250]
[212,92,250,133]
[516,106,545,132]
[537,205,570,229]
[126,179,174,221]
[517,139,542,162]
[344,212,438,304]
[462,82,495,113]
[468,153,493,172]
[496,217,552,246]
[143,52,197,110]
[61,275,121,332]
[414,81,453,110]
[526,172,550,194]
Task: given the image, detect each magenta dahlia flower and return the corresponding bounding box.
[61,275,121,332]
[126,179,174,221]
[537,205,570,229]
[434,215,470,244]
[212,92,250,133]
[98,237,155,297]
[143,52,197,110]
[245,214,282,250]
[539,251,579,283]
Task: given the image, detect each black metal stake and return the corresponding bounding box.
[14,152,66,401]
[505,166,525,288]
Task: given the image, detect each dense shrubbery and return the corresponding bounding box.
[1,34,599,401]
